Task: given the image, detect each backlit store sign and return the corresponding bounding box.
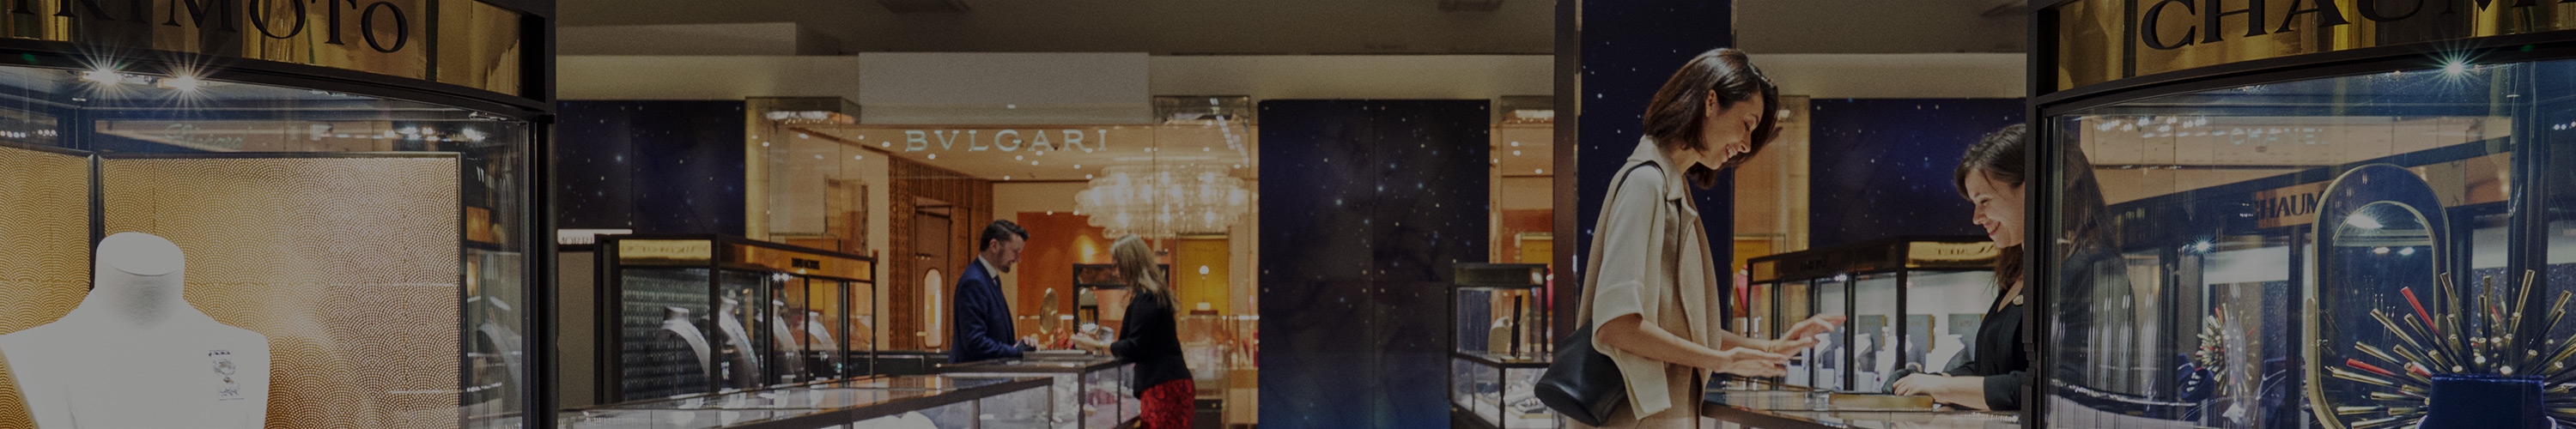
[901,129,1114,153]
[0,0,529,96]
[2050,0,2576,91]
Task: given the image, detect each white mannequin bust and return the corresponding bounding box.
[715,298,758,387]
[657,307,713,378]
[0,233,269,428]
[768,300,802,382]
[803,311,838,353]
[769,300,801,353]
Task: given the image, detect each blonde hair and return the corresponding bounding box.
[1111,234,1178,310]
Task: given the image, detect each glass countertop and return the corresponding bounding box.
[1704,389,2016,429]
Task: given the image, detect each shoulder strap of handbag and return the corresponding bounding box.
[1572,160,1689,330]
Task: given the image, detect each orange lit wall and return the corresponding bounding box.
[1014,212,1110,337]
[1172,237,1230,315]
[1498,209,1552,265]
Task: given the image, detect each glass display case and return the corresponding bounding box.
[1740,237,1999,391]
[0,7,556,424]
[598,234,881,402]
[1448,263,1557,428]
[2030,3,2576,426]
[558,375,1053,429]
[938,355,1139,429]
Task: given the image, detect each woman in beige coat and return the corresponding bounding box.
[1578,48,1844,429]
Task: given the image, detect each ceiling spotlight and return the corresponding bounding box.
[157,76,202,91]
[79,69,120,84]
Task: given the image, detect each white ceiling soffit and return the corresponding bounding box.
[1736,0,2026,53]
[558,0,1551,55]
[880,0,969,14]
[1440,0,1503,12]
[561,23,818,56]
[859,52,1153,124]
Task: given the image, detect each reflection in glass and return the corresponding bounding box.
[1781,281,1814,387]
[1853,274,1898,390]
[1902,271,1994,378]
[2038,59,2576,427]
[1816,278,1849,390]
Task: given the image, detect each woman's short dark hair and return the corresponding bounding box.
[1643,47,1781,170]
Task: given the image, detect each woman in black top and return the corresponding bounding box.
[1074,234,1194,429]
[1893,124,2123,411]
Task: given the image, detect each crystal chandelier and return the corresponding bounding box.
[1076,165,1253,238]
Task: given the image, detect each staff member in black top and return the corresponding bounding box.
[1074,234,1194,429]
[1894,124,2125,411]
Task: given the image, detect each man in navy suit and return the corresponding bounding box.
[951,220,1038,363]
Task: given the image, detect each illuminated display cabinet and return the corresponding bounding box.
[1448,263,1558,429]
[2032,1,2576,426]
[596,234,880,403]
[559,375,1054,429]
[0,1,555,427]
[1738,237,1997,392]
[939,356,1140,429]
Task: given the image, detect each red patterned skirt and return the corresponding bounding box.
[1138,378,1196,429]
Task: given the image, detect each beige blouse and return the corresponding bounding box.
[1579,138,1726,420]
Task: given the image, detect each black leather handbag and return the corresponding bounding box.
[1536,322,1626,426]
[1534,160,1666,426]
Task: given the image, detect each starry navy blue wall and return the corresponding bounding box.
[1806,99,2025,247]
[557,100,747,235]
[1258,100,1489,429]
[1568,0,1735,339]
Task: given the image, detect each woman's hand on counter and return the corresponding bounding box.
[1765,313,1848,353]
[1891,373,1988,410]
[1068,333,1110,353]
[1698,347,1791,378]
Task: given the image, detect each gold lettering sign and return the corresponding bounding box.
[0,0,524,97]
[2254,154,2507,228]
[726,244,873,281]
[2048,0,2576,92]
[2255,182,2329,228]
[618,239,713,265]
[1906,241,1999,269]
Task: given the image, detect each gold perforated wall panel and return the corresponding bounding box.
[0,145,90,428]
[100,155,462,428]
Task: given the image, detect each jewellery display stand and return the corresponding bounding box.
[0,233,269,428]
[1447,263,1557,429]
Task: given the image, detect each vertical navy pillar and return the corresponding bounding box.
[1259,100,1491,429]
[1560,2,1735,339]
[556,100,748,235]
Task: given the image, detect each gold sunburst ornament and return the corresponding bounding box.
[2324,270,2573,428]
